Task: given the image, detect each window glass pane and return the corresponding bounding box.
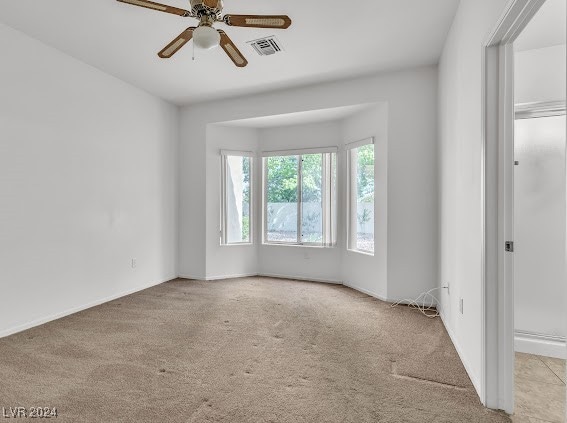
[353,144,375,253]
[266,156,298,243]
[225,156,251,243]
[301,154,323,243]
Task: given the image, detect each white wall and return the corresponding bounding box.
[0,24,179,337]
[515,44,567,104]
[179,66,439,303]
[341,99,439,302]
[437,0,510,396]
[179,107,207,279]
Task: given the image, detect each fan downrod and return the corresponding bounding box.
[190,0,223,21]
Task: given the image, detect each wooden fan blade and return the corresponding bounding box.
[116,0,191,17]
[223,14,292,29]
[158,27,195,58]
[218,30,248,67]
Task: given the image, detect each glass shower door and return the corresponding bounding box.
[514,112,566,339]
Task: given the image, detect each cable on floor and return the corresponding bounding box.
[390,287,448,318]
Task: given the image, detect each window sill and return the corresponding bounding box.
[262,242,336,249]
[346,248,375,257]
[220,243,254,247]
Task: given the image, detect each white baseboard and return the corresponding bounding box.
[515,330,566,359]
[177,274,206,281]
[439,312,482,399]
[258,273,342,285]
[205,273,259,281]
[342,281,388,301]
[179,272,341,284]
[0,276,175,339]
[342,281,441,308]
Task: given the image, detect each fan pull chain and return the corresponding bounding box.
[192,41,195,61]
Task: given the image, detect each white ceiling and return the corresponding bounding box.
[515,0,566,51]
[0,0,459,105]
[217,104,376,128]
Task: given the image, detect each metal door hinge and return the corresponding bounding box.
[505,241,514,252]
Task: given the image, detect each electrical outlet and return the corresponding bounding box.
[459,298,464,314]
[131,258,137,269]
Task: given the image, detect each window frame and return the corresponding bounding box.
[346,137,375,255]
[220,150,254,246]
[262,147,338,247]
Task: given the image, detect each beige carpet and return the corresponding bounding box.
[0,277,510,422]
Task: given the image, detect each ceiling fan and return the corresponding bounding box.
[117,0,292,67]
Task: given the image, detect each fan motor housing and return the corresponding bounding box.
[190,0,223,19]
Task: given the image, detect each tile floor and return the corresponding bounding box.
[513,352,566,423]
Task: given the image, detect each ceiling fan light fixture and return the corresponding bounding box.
[193,25,221,50]
[117,0,292,66]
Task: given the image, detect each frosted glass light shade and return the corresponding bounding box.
[193,26,221,50]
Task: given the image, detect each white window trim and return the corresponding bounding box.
[262,148,337,247]
[345,137,374,150]
[346,137,375,255]
[261,146,338,157]
[220,150,254,246]
[220,149,254,157]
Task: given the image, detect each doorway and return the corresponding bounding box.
[513,104,566,420]
[482,0,567,415]
[512,2,566,420]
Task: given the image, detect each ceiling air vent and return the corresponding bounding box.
[247,36,284,56]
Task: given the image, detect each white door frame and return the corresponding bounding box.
[482,0,547,413]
